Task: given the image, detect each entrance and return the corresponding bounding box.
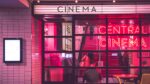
[43,15,150,84]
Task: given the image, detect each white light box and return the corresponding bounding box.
[3,38,22,63]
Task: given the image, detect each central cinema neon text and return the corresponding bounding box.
[98,25,148,34]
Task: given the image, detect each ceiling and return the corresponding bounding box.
[33,0,150,1]
[0,0,29,8]
[0,0,150,8]
[32,0,150,5]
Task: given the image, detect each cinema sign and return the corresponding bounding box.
[34,5,150,14]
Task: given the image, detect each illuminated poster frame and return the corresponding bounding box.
[3,38,22,63]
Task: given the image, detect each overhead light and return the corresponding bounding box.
[113,0,116,3]
[37,0,40,3]
[75,0,78,3]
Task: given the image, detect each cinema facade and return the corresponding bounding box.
[32,1,150,84]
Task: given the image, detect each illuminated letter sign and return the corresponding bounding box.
[34,5,150,15]
[97,22,148,49]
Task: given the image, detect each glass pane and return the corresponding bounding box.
[108,19,139,34]
[62,22,72,36]
[108,68,139,84]
[142,19,150,34]
[108,52,140,67]
[44,22,72,36]
[75,52,106,67]
[142,52,150,58]
[108,36,140,50]
[44,53,73,67]
[142,52,150,72]
[141,67,150,75]
[75,36,106,51]
[44,68,64,82]
[75,19,106,34]
[75,68,106,84]
[44,23,59,36]
[142,36,150,50]
[45,38,72,51]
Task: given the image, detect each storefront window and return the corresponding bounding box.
[75,36,106,51]
[43,15,150,84]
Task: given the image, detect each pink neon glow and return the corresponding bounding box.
[45,23,57,51]
[97,23,148,49]
[98,24,146,34]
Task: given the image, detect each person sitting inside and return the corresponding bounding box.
[80,52,101,84]
[80,52,94,67]
[83,62,101,84]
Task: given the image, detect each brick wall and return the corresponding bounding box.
[0,8,32,84]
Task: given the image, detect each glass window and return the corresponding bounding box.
[142,19,150,34]
[75,52,106,67]
[108,52,140,67]
[75,36,106,51]
[108,19,139,34]
[75,19,106,35]
[44,53,73,67]
[45,37,72,51]
[44,22,72,36]
[44,68,64,82]
[141,36,150,50]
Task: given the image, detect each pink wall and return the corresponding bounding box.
[31,18,42,84]
[0,8,32,84]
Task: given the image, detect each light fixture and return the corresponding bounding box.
[129,19,134,25]
[121,20,125,24]
[113,0,116,3]
[75,0,78,3]
[37,0,40,3]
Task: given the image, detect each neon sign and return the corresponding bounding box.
[97,23,148,48]
[99,37,147,48]
[99,25,148,34]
